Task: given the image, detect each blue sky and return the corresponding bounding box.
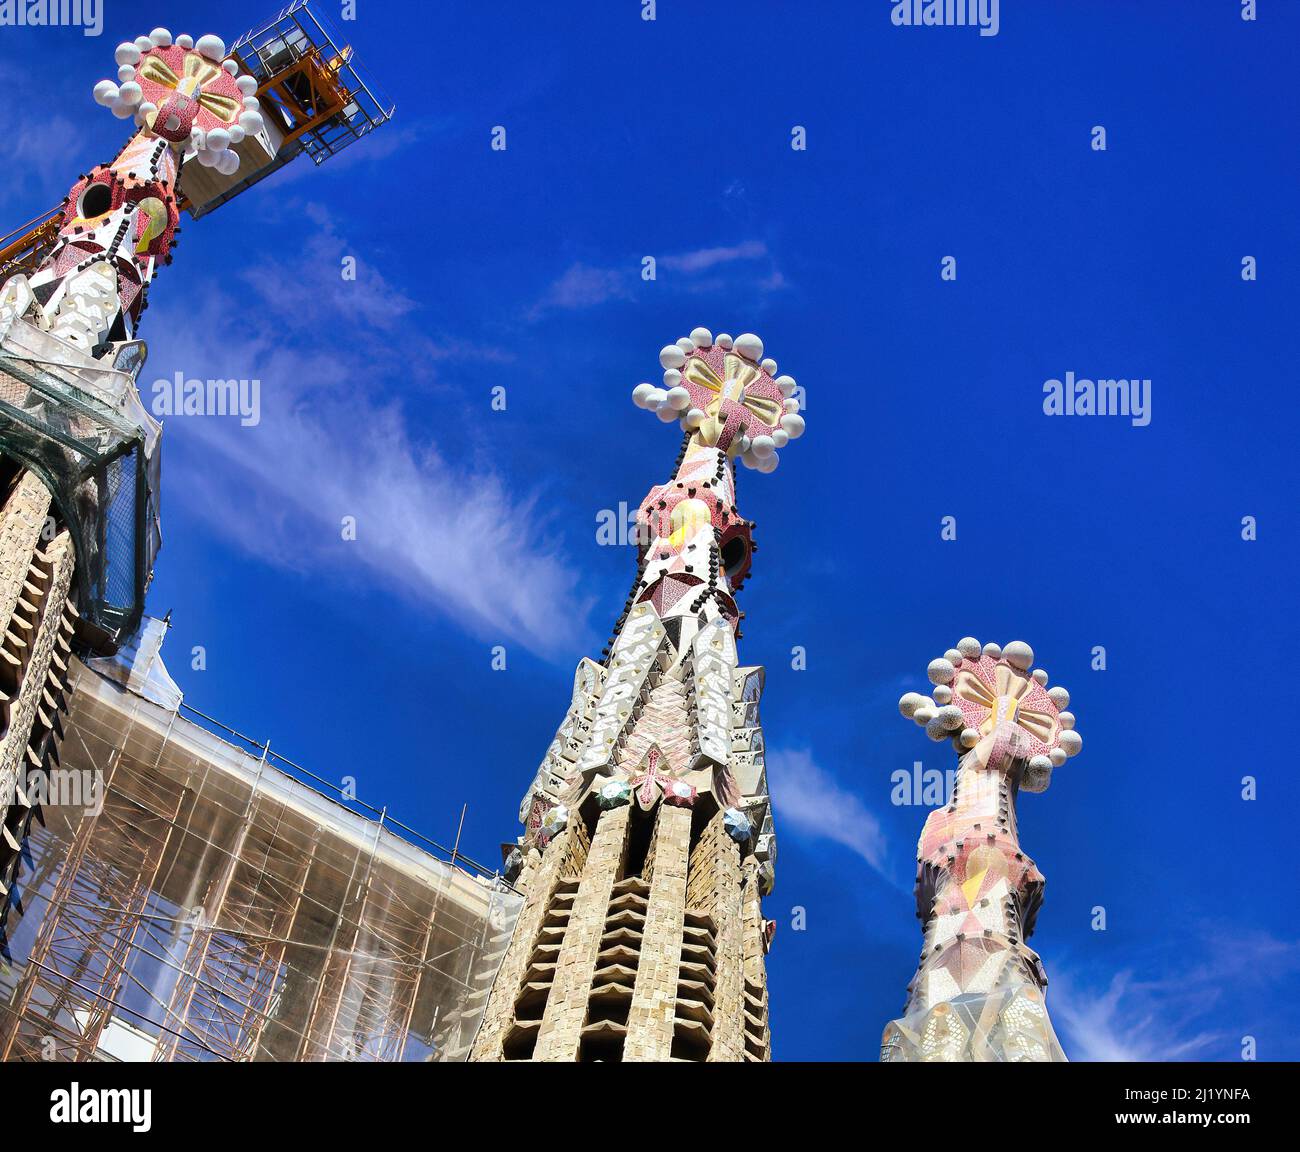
[3,0,1297,1061]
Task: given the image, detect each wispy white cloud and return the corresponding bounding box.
[766,746,888,873]
[175,369,593,656]
[533,262,633,313]
[146,202,593,658]
[532,239,785,316]
[1052,971,1221,1062]
[660,240,768,274]
[1052,929,1300,1061]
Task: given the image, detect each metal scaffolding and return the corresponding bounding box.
[0,662,521,1062]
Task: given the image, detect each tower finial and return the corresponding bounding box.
[631,327,805,472]
[898,637,1081,791]
[93,29,265,176]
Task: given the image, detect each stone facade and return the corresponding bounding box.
[0,470,78,896]
[624,804,691,1061]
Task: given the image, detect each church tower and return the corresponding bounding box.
[472,328,805,1062]
[0,12,390,911]
[0,28,258,895]
[883,638,1083,1061]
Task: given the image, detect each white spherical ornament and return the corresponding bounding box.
[775,375,796,397]
[1032,668,1049,686]
[1024,763,1052,792]
[227,124,245,145]
[216,149,240,175]
[196,34,227,61]
[690,326,713,347]
[757,452,778,473]
[115,42,141,66]
[111,99,135,119]
[135,35,152,52]
[223,59,239,76]
[190,127,206,147]
[740,452,759,469]
[926,716,949,742]
[117,81,142,106]
[238,110,264,134]
[783,396,800,414]
[665,386,690,410]
[1058,711,1075,730]
[1028,754,1053,776]
[1058,730,1083,757]
[646,387,667,406]
[632,383,655,408]
[196,146,220,166]
[750,435,775,459]
[176,34,194,49]
[734,332,763,362]
[944,648,963,665]
[715,333,733,349]
[684,408,705,429]
[150,27,173,46]
[676,337,694,353]
[656,404,679,422]
[927,658,955,685]
[205,127,230,151]
[959,727,980,749]
[936,704,964,731]
[772,429,789,448]
[982,642,1002,659]
[1048,686,1070,710]
[662,368,681,388]
[138,102,157,122]
[933,684,953,705]
[243,95,261,110]
[761,357,778,375]
[93,80,120,107]
[780,413,805,439]
[1049,747,1067,767]
[1002,641,1034,670]
[118,64,136,82]
[952,735,967,753]
[913,707,935,727]
[659,345,685,370]
[237,75,258,96]
[899,691,926,718]
[736,435,752,454]
[957,637,981,660]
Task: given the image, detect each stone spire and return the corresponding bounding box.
[882,638,1082,1061]
[472,328,805,1062]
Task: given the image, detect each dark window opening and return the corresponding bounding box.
[720,535,749,578]
[79,182,113,220]
[622,807,653,879]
